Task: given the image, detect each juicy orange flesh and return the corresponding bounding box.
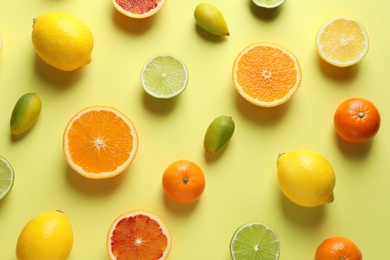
[67,110,133,174]
[236,46,298,102]
[115,0,160,14]
[110,215,168,259]
[319,19,367,63]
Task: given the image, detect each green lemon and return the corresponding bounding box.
[204,115,235,154]
[16,210,73,260]
[277,149,336,207]
[194,3,230,36]
[10,93,42,135]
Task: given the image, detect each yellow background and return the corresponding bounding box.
[1,0,389,259]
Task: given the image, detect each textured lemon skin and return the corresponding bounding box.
[32,11,94,71]
[194,3,229,36]
[10,93,42,135]
[16,211,73,260]
[277,150,336,207]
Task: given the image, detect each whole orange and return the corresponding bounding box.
[162,160,205,204]
[334,98,380,143]
[315,236,362,260]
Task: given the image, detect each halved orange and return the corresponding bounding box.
[232,42,302,107]
[107,210,172,260]
[63,106,138,179]
[112,0,167,19]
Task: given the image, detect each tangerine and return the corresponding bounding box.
[162,160,206,204]
[63,106,138,179]
[315,236,362,260]
[334,98,380,143]
[107,210,171,260]
[232,42,302,107]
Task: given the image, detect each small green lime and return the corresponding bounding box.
[10,93,42,135]
[230,222,280,260]
[0,157,14,200]
[204,115,235,154]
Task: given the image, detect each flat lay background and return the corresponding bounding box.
[1,0,389,259]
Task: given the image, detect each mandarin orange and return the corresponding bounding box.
[334,98,380,143]
[63,106,138,179]
[315,236,362,260]
[162,160,206,204]
[107,210,171,260]
[232,42,302,107]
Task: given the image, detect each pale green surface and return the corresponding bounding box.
[0,0,389,259]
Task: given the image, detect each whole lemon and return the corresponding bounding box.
[277,149,336,207]
[32,11,94,71]
[16,210,73,260]
[194,3,229,36]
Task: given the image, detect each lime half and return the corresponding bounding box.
[140,54,189,99]
[230,222,280,260]
[0,157,15,200]
[252,0,286,8]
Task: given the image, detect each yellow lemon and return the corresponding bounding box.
[16,210,73,260]
[277,149,336,207]
[32,11,94,71]
[194,3,229,36]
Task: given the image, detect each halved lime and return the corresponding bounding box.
[140,54,189,99]
[230,222,280,260]
[0,157,15,200]
[252,0,286,8]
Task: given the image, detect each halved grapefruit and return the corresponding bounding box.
[112,0,168,19]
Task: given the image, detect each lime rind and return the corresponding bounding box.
[252,0,286,8]
[0,157,14,200]
[230,222,280,260]
[141,54,189,99]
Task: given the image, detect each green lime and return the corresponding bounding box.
[0,157,15,200]
[10,93,42,135]
[252,0,286,8]
[230,222,280,260]
[204,115,235,154]
[140,54,189,99]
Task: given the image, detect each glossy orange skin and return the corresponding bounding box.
[334,98,380,143]
[162,160,205,204]
[315,236,362,260]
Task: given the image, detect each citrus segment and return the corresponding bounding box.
[316,17,369,67]
[334,98,380,143]
[63,106,138,179]
[232,42,302,107]
[32,11,94,71]
[0,157,14,200]
[230,222,280,260]
[315,236,362,260]
[252,0,286,9]
[107,210,171,260]
[141,54,189,99]
[112,0,167,19]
